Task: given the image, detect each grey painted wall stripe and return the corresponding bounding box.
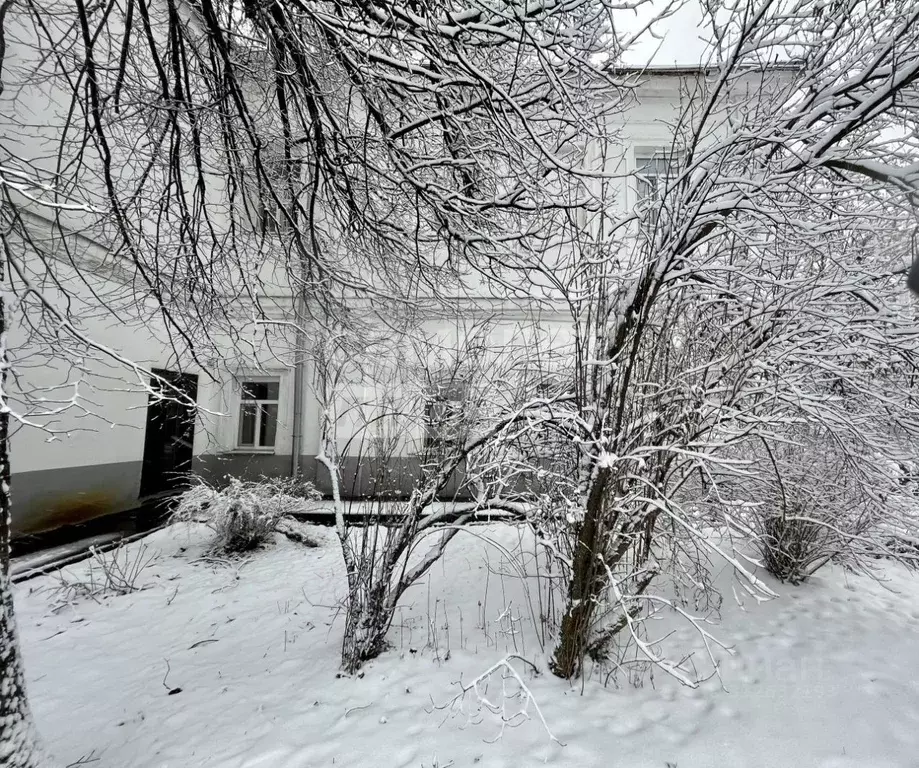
[11,460,143,536]
[11,453,480,536]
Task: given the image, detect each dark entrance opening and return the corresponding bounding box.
[139,369,199,498]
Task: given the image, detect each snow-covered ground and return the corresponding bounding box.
[13,523,919,767]
[12,533,133,579]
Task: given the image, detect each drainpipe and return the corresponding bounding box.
[290,288,307,479]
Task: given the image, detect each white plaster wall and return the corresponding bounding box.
[3,100,706,484]
[6,251,211,474]
[316,308,576,458]
[4,15,746,504]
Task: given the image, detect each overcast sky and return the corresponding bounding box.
[620,0,713,66]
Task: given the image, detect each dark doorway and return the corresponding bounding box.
[139,369,199,498]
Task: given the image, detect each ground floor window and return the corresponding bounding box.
[423,378,469,458]
[238,379,279,448]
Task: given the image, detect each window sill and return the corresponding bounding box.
[225,447,277,455]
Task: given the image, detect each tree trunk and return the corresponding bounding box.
[551,466,659,678]
[0,297,54,767]
[340,577,392,674]
[0,571,52,767]
[550,469,609,679]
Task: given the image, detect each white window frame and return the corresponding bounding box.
[241,139,303,237]
[423,378,470,457]
[236,376,281,451]
[634,148,677,204]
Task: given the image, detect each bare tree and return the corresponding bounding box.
[455,1,919,680]
[0,0,651,731]
[0,297,54,768]
[313,319,551,672]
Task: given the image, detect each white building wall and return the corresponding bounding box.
[3,49,730,534]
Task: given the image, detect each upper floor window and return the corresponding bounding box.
[635,149,679,203]
[238,379,279,449]
[243,140,302,236]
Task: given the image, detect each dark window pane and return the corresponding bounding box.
[238,403,257,445]
[260,404,278,447]
[241,382,263,400]
[242,381,279,401]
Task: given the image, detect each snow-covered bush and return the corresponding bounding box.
[172,476,321,553]
[759,509,837,585]
[727,432,893,584]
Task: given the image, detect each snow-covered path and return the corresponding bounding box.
[14,524,919,767]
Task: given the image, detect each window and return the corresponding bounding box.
[254,185,296,236]
[635,151,676,202]
[238,379,279,449]
[243,140,302,236]
[423,379,469,458]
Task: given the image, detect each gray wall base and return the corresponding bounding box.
[194,454,475,500]
[11,461,143,536]
[12,453,481,536]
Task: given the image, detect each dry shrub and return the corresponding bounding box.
[49,542,158,610]
[759,508,836,585]
[748,432,885,584]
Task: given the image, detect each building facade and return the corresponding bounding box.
[1,5,732,536]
